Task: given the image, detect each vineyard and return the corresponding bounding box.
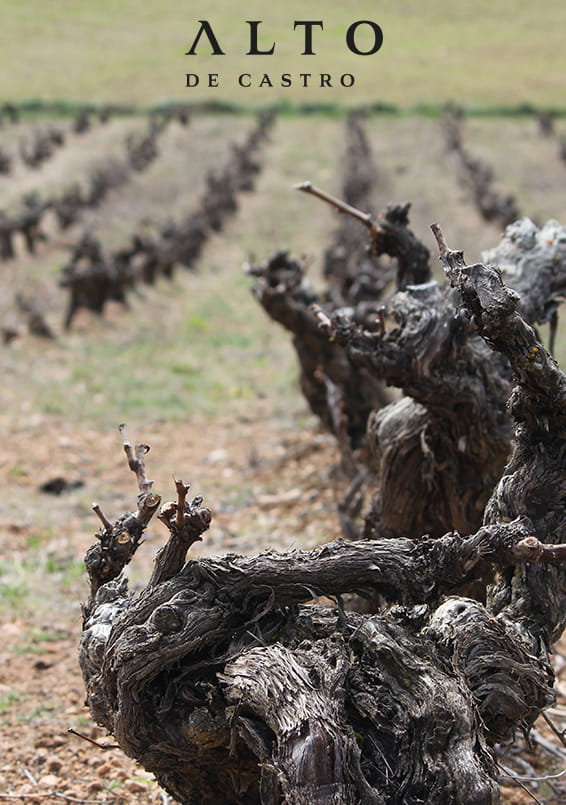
[1,104,566,804]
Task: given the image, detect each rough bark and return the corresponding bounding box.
[359,218,566,540]
[322,279,513,539]
[433,225,566,646]
[256,205,565,540]
[481,217,566,352]
[248,250,390,448]
[80,238,566,804]
[250,179,435,454]
[298,182,431,301]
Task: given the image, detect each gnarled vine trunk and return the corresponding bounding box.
[80,236,566,804]
[252,191,566,541]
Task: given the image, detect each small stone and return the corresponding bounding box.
[109,757,125,769]
[207,448,228,464]
[38,773,59,787]
[126,779,149,793]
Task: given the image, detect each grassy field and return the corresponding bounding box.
[1,0,565,108]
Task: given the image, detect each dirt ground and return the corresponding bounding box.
[1,111,566,803]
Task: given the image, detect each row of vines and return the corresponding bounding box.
[2,103,566,802]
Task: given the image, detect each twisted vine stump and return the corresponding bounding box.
[482,217,566,354]
[249,186,431,452]
[247,250,390,449]
[297,182,431,296]
[315,272,513,540]
[81,238,566,804]
[255,187,566,541]
[357,216,565,539]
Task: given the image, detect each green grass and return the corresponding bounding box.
[1,271,301,427]
[0,690,22,715]
[13,627,69,656]
[1,1,565,107]
[8,98,566,123]
[0,552,86,618]
[7,464,26,479]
